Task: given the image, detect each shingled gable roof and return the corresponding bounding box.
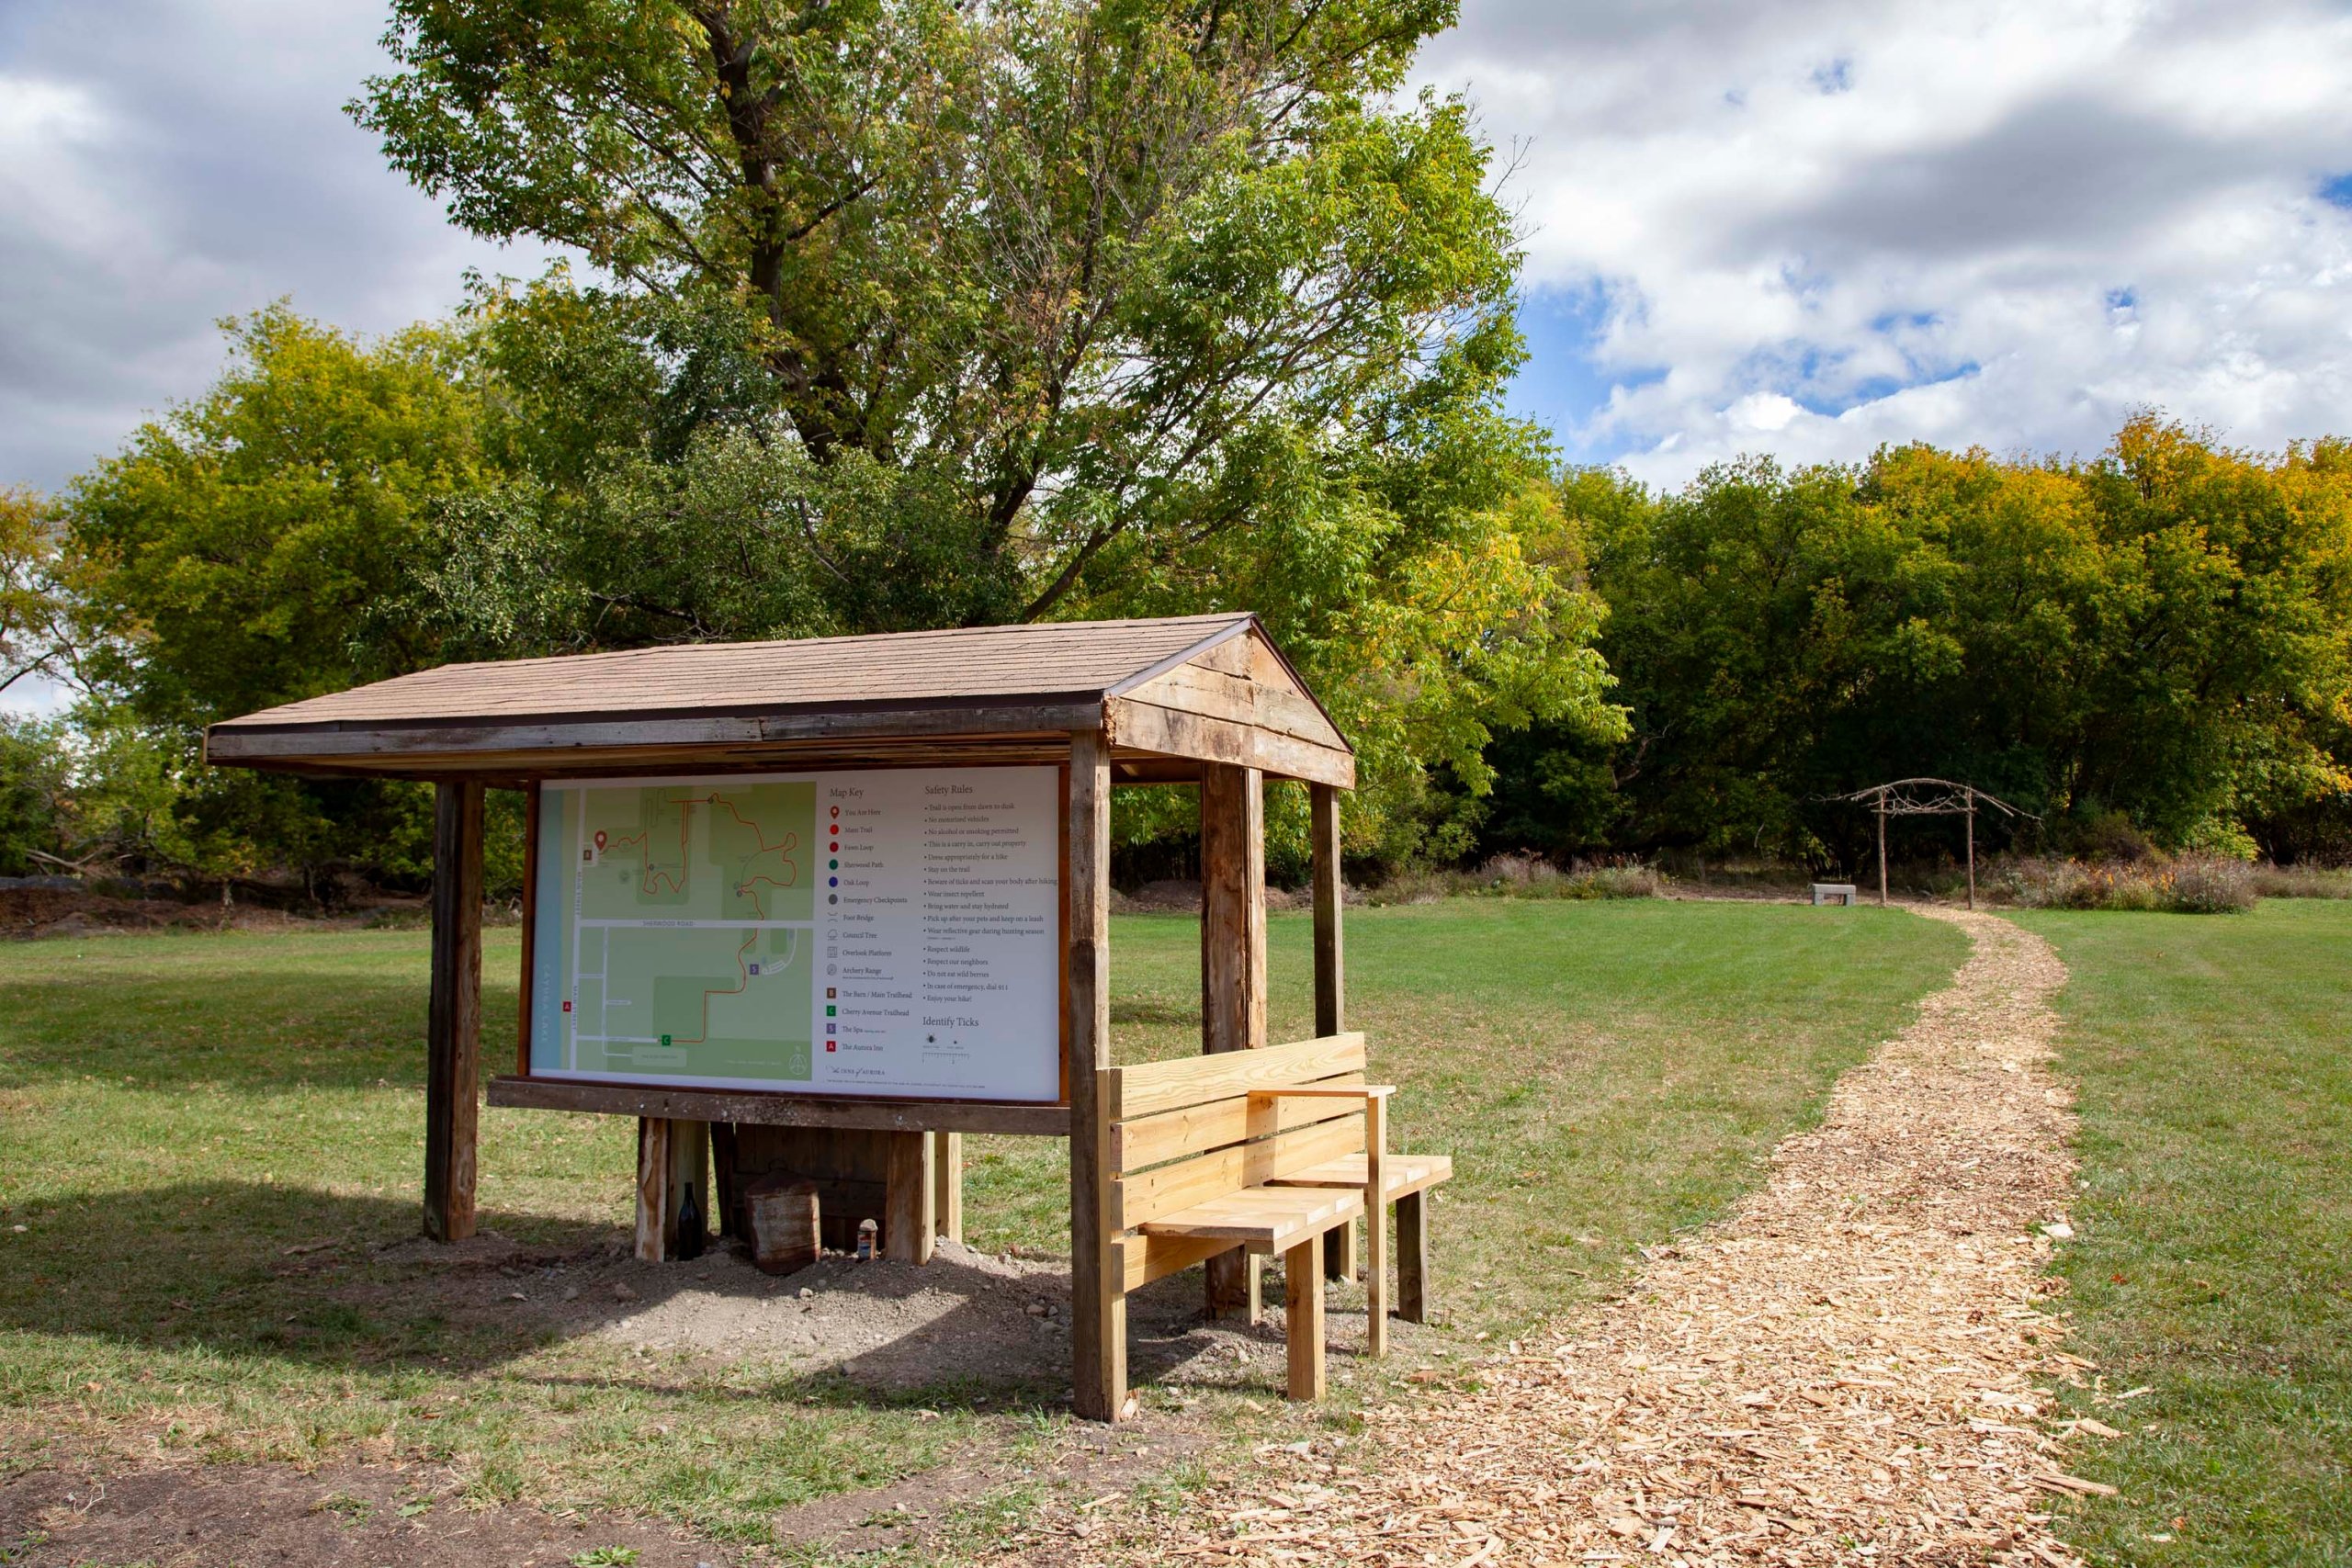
[203,613,1353,788]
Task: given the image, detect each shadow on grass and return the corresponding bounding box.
[1,1178,1272,1411]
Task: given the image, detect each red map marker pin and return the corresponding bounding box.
[594,830,607,852]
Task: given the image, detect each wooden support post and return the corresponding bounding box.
[424,780,483,1243]
[1876,795,1890,908]
[1364,1091,1390,1357]
[1201,762,1267,1320]
[1965,796,1977,911]
[710,1122,741,1238]
[1284,1237,1327,1401]
[931,1130,963,1247]
[884,1130,935,1263]
[635,1117,709,1262]
[1396,1188,1430,1324]
[1310,782,1345,1037]
[1323,1222,1356,1282]
[1068,729,1125,1422]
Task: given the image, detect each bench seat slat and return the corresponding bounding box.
[1269,1153,1453,1199]
[1139,1185,1363,1248]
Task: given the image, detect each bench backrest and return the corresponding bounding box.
[1101,1032,1367,1232]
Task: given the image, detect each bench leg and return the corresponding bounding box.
[1323,1218,1356,1282]
[1396,1189,1431,1324]
[1366,1194,1390,1358]
[1283,1239,1326,1401]
[1247,1254,1264,1325]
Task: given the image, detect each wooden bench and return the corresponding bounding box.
[1101,1031,1444,1399]
[1271,1147,1452,1350]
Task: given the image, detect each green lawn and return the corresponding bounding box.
[0,900,1963,1548]
[2013,901,2352,1567]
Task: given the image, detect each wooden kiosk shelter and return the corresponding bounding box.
[205,613,1446,1420]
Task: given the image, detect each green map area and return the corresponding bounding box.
[553,781,817,1085]
[577,782,816,922]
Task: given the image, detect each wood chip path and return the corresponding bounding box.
[1036,908,2098,1566]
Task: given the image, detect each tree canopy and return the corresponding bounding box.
[1478,417,2352,868]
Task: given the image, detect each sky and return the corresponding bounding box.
[4,0,2351,503]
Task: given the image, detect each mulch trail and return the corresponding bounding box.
[1024,908,2102,1566]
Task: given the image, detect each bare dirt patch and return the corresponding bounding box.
[0,1461,741,1568]
[356,1233,1414,1397]
[1019,908,2097,1565]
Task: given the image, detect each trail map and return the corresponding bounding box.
[527,768,1062,1101]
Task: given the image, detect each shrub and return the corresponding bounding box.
[1995,852,2254,913]
[1361,853,1662,906]
[2249,863,2352,899]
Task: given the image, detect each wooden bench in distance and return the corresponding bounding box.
[1103,1032,1382,1403]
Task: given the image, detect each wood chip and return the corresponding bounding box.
[1013,912,2086,1568]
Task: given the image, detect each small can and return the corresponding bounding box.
[856,1217,877,1260]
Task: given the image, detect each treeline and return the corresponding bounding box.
[1478,422,2352,872]
[5,0,2349,893]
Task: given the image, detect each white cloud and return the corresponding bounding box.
[0,1,560,497]
[1419,0,2352,483]
[3,0,2346,506]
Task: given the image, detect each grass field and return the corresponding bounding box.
[2015,901,2352,1567]
[0,900,1964,1550]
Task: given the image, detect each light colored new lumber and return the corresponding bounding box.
[1270,1152,1454,1198]
[930,1130,963,1245]
[1108,1032,1366,1122]
[1252,1084,1394,1100]
[1110,1074,1365,1173]
[1138,1185,1363,1247]
[1114,1232,1239,1292]
[1114,1114,1367,1230]
[1285,1236,1327,1401]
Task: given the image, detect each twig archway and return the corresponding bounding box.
[1830,778,2038,908]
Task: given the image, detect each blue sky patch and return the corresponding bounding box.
[1504,285,1667,464]
[2319,173,2352,209]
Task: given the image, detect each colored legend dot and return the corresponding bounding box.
[828,875,838,887]
[829,858,837,870]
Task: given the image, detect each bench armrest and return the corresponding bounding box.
[1246,1084,1396,1101]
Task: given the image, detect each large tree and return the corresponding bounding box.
[356,0,1624,863]
[359,0,1510,620]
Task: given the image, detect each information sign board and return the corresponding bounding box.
[526,766,1062,1102]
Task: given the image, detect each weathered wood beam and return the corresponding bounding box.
[1105,697,1354,787]
[1201,761,1268,1320]
[424,780,483,1243]
[884,1130,935,1264]
[487,1077,1069,1135]
[1068,728,1125,1422]
[634,1116,710,1262]
[1310,782,1345,1038]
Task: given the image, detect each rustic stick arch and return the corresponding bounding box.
[1829,778,2037,909]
